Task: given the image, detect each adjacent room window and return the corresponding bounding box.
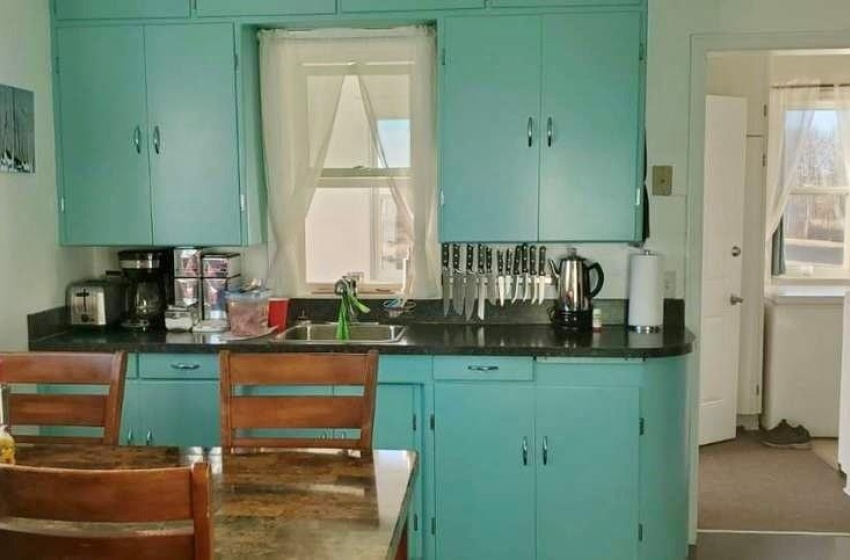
[258,27,440,297]
[782,107,850,270]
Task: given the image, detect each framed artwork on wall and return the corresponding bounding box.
[0,84,34,174]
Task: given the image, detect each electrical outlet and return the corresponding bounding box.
[663,271,676,298]
[652,166,673,196]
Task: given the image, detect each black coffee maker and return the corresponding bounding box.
[549,249,605,331]
[119,250,172,330]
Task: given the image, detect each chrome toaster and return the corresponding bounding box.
[67,280,125,327]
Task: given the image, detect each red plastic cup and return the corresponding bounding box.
[268,297,289,331]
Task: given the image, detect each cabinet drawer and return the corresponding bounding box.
[433,356,532,381]
[138,354,218,379]
[341,0,483,12]
[55,0,190,20]
[196,0,336,16]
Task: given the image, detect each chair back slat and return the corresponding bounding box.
[10,394,107,427]
[0,352,126,445]
[220,350,378,450]
[0,462,211,560]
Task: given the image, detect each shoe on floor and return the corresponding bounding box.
[760,419,812,450]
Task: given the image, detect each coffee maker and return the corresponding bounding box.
[119,250,172,330]
[549,249,605,331]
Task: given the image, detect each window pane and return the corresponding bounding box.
[305,186,405,285]
[787,109,847,189]
[377,119,411,168]
[323,76,372,169]
[784,193,846,266]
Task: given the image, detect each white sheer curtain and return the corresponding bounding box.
[835,85,850,189]
[258,27,439,298]
[764,85,820,242]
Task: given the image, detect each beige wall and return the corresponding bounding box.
[0,0,95,350]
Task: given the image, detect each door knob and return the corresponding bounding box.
[730,294,744,305]
[731,246,742,257]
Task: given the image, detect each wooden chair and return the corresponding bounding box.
[0,462,212,560]
[0,352,127,445]
[219,350,379,450]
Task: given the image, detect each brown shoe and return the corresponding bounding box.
[761,419,812,450]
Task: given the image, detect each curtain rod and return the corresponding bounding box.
[771,83,850,89]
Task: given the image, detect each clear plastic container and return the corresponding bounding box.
[226,290,271,336]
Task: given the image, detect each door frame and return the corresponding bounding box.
[686,30,850,542]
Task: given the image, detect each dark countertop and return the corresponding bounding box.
[29,323,693,358]
[15,444,415,560]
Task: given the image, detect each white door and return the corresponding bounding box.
[699,95,747,446]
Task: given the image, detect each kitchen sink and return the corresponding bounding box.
[277,323,407,344]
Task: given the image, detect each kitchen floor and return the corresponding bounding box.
[690,532,850,560]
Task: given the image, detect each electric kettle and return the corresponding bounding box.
[549,249,605,331]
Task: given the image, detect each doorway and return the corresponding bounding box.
[695,47,850,535]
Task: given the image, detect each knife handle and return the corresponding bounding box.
[513,246,521,275]
[442,243,450,270]
[529,245,537,276]
[452,244,460,273]
[477,244,486,274]
[466,244,475,273]
[539,246,546,275]
[505,249,512,275]
[521,244,529,274]
[486,247,493,272]
[497,249,504,275]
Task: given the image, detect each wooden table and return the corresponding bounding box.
[12,444,417,560]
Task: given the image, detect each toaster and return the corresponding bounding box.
[68,280,125,327]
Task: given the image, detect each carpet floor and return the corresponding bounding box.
[699,431,850,532]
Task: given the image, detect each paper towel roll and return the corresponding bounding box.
[628,251,664,331]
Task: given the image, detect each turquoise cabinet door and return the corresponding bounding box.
[440,16,541,242]
[145,24,242,246]
[536,385,640,560]
[196,0,336,16]
[341,0,483,12]
[492,0,640,6]
[55,0,190,20]
[56,26,152,245]
[538,13,642,242]
[434,384,535,560]
[137,381,220,447]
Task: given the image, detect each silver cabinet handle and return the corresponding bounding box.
[170,363,201,371]
[522,437,529,466]
[542,436,549,466]
[731,246,742,257]
[730,294,744,305]
[127,428,134,445]
[547,117,553,147]
[467,365,499,372]
[133,126,142,154]
[145,429,153,446]
[153,125,161,154]
[527,117,534,148]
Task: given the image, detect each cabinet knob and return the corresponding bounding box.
[127,428,134,445]
[170,363,201,371]
[547,117,553,147]
[522,437,529,466]
[542,436,549,466]
[133,126,142,154]
[527,117,534,148]
[468,365,499,372]
[145,429,153,446]
[730,294,744,306]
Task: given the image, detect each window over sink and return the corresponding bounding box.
[258,27,440,297]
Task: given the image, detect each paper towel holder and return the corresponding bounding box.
[627,250,664,333]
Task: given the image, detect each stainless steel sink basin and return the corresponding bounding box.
[278,323,407,344]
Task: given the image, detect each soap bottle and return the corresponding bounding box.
[0,384,15,465]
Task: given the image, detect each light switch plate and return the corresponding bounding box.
[652,166,673,196]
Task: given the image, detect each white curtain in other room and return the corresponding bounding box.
[764,85,819,242]
[258,27,439,297]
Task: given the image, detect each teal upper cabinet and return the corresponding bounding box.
[55,0,189,20]
[56,26,153,245]
[435,384,536,559]
[538,12,642,242]
[341,0,483,12]
[196,0,335,16]
[440,16,541,242]
[440,13,644,243]
[145,24,241,246]
[56,23,245,246]
[492,0,639,6]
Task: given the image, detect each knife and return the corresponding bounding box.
[497,249,505,307]
[451,244,463,315]
[504,248,512,305]
[529,245,537,305]
[512,246,522,304]
[464,244,477,320]
[442,243,452,316]
[521,244,531,302]
[477,244,486,321]
[538,246,547,305]
[486,247,497,306]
